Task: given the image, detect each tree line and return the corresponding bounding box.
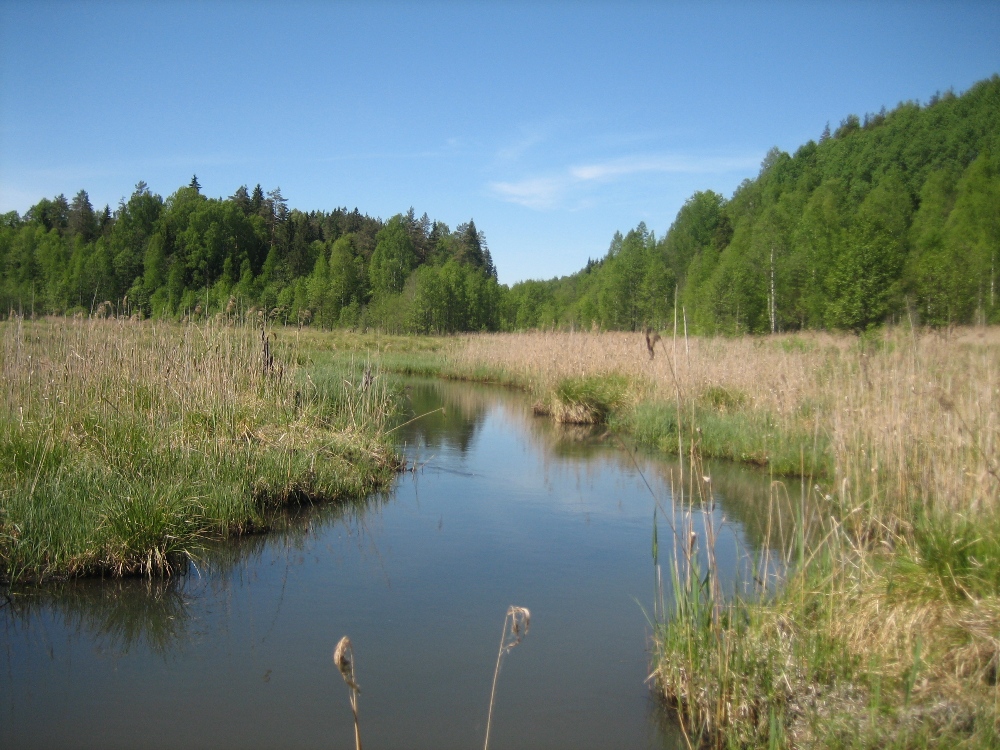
[3,75,998,334]
[0,178,501,332]
[0,176,498,332]
[505,74,1000,333]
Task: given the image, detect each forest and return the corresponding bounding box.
[0,179,501,332]
[2,74,999,333]
[508,74,1000,333]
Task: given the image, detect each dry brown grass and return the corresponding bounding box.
[451,328,1000,517]
[449,327,1000,746]
[484,606,531,750]
[333,635,363,750]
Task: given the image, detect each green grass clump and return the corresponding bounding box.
[614,400,830,477]
[548,374,633,424]
[700,385,748,412]
[654,457,1000,749]
[0,317,400,584]
[908,511,1000,602]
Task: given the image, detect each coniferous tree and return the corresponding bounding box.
[68,190,96,242]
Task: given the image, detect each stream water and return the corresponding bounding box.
[1,378,787,749]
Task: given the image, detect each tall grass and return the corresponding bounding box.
[0,316,400,583]
[449,328,999,501]
[446,327,1000,747]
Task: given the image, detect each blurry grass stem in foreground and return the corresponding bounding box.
[333,635,362,750]
[484,605,531,750]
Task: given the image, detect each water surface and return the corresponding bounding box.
[2,378,784,749]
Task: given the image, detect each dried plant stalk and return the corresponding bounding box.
[333,636,362,750]
[484,606,531,750]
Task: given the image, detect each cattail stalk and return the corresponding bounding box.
[333,636,362,750]
[484,606,531,750]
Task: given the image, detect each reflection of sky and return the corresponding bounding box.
[2,379,783,750]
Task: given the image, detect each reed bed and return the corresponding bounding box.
[447,327,1000,747]
[0,316,399,583]
[451,327,1000,506]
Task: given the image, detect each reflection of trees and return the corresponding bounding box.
[512,391,817,554]
[3,493,392,658]
[4,577,190,657]
[398,377,821,560]
[396,380,494,453]
[398,377,813,555]
[634,457,823,557]
[542,422,611,459]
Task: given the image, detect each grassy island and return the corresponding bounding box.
[0,316,400,584]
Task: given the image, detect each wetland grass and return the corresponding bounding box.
[443,330,838,473]
[533,374,633,424]
[0,316,400,584]
[440,327,1000,747]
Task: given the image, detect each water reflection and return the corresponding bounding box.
[2,377,806,750]
[4,577,189,657]
[2,497,391,661]
[400,380,491,453]
[401,378,807,557]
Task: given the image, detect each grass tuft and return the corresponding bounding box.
[550,374,632,424]
[0,316,400,584]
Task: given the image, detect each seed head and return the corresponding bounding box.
[333,636,360,692]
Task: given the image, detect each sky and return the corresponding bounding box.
[1,2,999,285]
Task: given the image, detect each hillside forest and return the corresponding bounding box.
[2,75,999,333]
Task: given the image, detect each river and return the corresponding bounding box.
[2,377,786,749]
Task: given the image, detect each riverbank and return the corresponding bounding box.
[402,328,1000,748]
[8,319,997,745]
[0,317,401,584]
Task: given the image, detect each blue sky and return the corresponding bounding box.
[2,2,998,284]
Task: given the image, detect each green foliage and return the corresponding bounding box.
[550,374,632,424]
[369,215,416,296]
[1,184,501,332]
[701,385,747,411]
[4,76,998,335]
[825,175,911,331]
[499,75,1000,333]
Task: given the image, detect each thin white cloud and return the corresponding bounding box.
[489,152,760,211]
[489,176,565,210]
[495,131,547,163]
[570,154,760,182]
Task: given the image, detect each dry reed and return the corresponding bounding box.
[333,635,363,750]
[484,605,531,750]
